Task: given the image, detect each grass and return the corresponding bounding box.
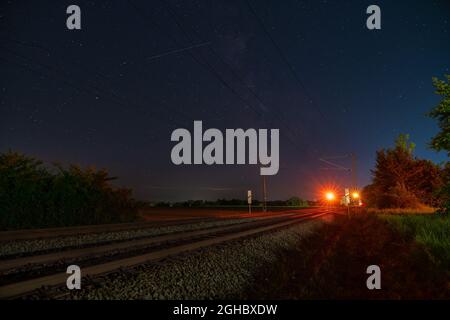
[245,213,450,299]
[381,214,450,270]
[366,207,436,215]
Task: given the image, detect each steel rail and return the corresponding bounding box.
[0,210,331,299]
[0,211,314,272]
[0,209,316,242]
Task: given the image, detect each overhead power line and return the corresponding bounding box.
[146,41,211,62]
[244,0,328,121]
[155,0,317,157]
[319,153,358,189]
[126,0,269,124]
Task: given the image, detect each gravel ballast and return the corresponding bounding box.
[67,219,323,300]
[0,218,260,257]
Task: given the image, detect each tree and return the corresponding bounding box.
[428,75,450,213]
[0,151,51,228]
[0,150,138,230]
[286,196,308,207]
[428,75,450,156]
[363,134,444,209]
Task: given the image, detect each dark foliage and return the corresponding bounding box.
[151,196,308,208]
[244,214,450,299]
[363,134,444,209]
[428,75,450,156]
[0,151,138,230]
[428,75,450,213]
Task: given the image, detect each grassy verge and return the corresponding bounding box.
[244,213,450,299]
[366,207,436,215]
[381,214,450,270]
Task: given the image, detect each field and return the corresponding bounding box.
[366,207,437,215]
[245,212,450,299]
[381,213,450,270]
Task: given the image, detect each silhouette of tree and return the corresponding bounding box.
[0,151,138,230]
[363,134,444,209]
[428,75,450,156]
[428,75,450,213]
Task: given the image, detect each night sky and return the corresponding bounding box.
[1,0,449,201]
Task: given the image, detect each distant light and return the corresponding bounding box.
[352,192,360,199]
[325,192,335,201]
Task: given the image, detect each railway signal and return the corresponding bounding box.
[325,192,335,201]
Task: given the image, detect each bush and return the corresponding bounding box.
[0,151,138,230]
[285,196,308,207]
[437,163,450,214]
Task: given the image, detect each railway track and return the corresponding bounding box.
[0,212,302,273]
[0,210,306,243]
[0,217,218,243]
[0,209,332,299]
[0,211,304,261]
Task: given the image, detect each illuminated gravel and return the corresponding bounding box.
[0,218,259,257]
[67,219,323,300]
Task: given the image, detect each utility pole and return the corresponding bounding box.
[351,153,357,191]
[262,175,267,212]
[345,188,350,216]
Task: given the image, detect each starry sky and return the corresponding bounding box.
[1,0,449,201]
